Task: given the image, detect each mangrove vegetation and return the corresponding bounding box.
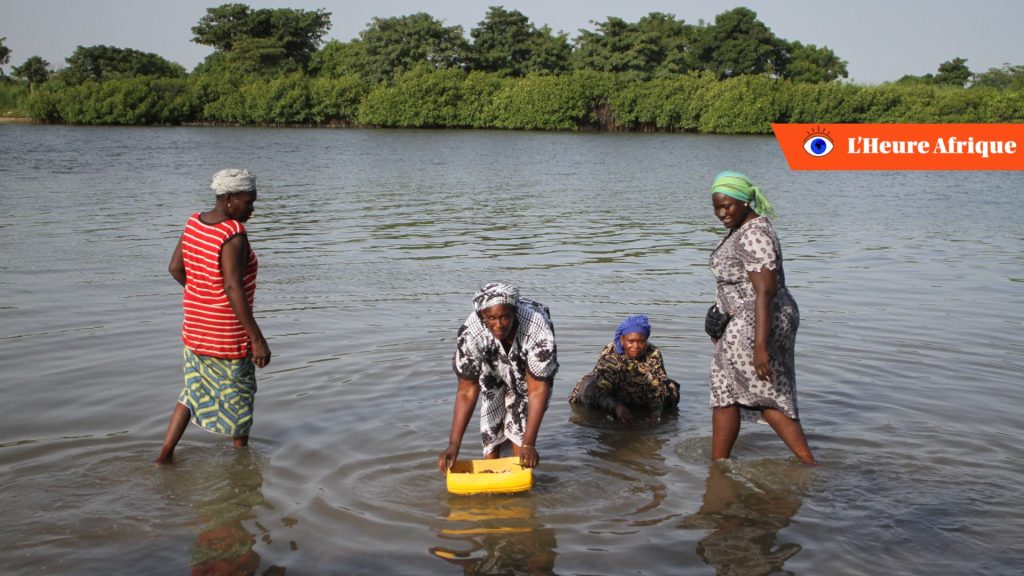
[1,5,1022,131]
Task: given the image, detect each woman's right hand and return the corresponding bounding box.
[438,444,460,474]
[614,404,633,423]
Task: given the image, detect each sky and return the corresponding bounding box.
[3,0,1022,84]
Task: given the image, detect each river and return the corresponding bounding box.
[1,124,1022,575]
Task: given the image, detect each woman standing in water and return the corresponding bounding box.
[706,171,814,464]
[155,168,271,464]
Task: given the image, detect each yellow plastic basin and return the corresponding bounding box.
[446,456,533,495]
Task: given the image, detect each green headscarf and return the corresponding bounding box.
[710,171,776,219]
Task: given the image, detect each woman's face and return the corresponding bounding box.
[227,191,257,222]
[480,304,516,342]
[620,332,648,359]
[712,193,751,229]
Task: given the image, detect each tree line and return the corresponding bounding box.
[1,5,1022,131]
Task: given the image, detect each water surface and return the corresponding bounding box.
[1,125,1022,575]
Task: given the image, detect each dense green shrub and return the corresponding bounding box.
[24,85,62,122]
[784,81,866,123]
[29,77,193,124]
[698,75,786,133]
[240,73,312,124]
[0,80,30,116]
[976,89,1024,122]
[192,73,249,124]
[149,78,199,123]
[489,72,600,130]
[607,71,716,131]
[17,67,1024,131]
[358,67,478,128]
[309,75,369,124]
[454,71,508,128]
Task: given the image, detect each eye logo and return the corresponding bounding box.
[802,127,834,157]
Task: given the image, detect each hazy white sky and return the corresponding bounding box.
[3,0,1022,84]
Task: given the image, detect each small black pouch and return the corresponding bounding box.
[704,303,732,340]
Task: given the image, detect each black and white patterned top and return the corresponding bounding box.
[453,298,558,455]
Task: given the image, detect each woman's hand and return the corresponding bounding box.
[438,444,460,474]
[251,337,272,368]
[748,266,778,384]
[614,404,633,423]
[753,345,772,382]
[518,445,540,468]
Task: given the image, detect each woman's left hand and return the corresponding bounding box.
[753,346,771,382]
[251,337,272,368]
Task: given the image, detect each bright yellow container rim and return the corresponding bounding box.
[445,456,533,495]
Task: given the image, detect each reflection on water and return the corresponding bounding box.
[158,449,288,576]
[432,495,557,576]
[570,409,679,526]
[683,462,808,575]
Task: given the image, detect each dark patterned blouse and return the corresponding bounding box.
[569,343,679,415]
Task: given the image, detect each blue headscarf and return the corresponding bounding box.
[613,315,651,354]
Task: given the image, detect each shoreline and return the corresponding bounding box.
[0,116,35,124]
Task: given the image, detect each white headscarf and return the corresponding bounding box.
[210,168,256,195]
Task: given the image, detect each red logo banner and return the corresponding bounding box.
[772,124,1024,170]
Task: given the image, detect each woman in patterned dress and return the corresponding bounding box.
[438,283,558,472]
[568,315,679,423]
[707,171,814,464]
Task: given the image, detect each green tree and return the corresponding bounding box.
[470,6,534,75]
[895,72,935,85]
[12,56,51,88]
[358,13,469,83]
[935,57,972,87]
[972,63,1024,90]
[59,45,185,84]
[0,37,11,75]
[691,7,786,79]
[575,14,698,77]
[634,12,698,76]
[191,3,331,72]
[780,41,848,83]
[524,25,574,75]
[573,17,647,75]
[469,6,571,76]
[310,39,369,78]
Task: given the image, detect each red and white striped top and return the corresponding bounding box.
[180,213,258,359]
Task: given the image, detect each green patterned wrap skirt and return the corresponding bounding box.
[178,347,257,437]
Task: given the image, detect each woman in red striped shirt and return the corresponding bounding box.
[155,168,271,465]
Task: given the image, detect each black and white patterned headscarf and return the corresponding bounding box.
[473,282,519,312]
